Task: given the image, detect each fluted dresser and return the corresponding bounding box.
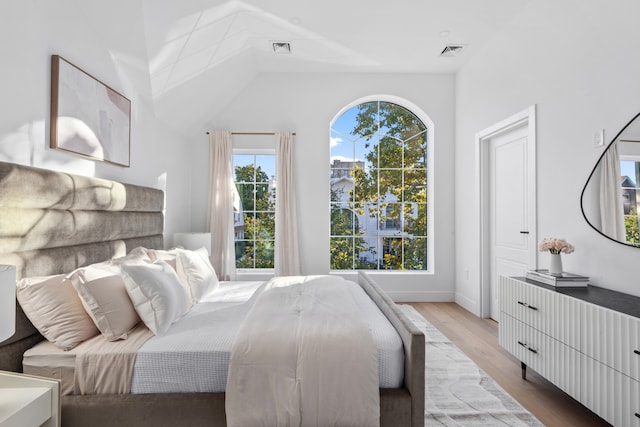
[499,276,640,426]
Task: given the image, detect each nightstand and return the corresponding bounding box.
[0,370,60,427]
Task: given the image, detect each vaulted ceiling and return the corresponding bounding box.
[140,0,530,135]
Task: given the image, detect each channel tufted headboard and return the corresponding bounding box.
[0,161,165,372]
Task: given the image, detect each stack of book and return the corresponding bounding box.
[525,269,589,287]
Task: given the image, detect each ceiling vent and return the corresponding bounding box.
[272,41,292,54]
[440,45,465,57]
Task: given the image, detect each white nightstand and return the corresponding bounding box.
[0,371,60,427]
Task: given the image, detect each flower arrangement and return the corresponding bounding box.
[538,237,574,255]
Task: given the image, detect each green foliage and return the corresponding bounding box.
[624,215,640,245]
[234,165,270,211]
[330,188,372,269]
[235,239,275,269]
[234,162,275,268]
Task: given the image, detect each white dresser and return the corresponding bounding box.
[499,276,640,427]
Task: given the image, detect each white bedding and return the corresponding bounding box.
[130,281,262,393]
[24,279,404,394]
[226,275,380,427]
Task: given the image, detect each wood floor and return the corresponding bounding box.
[406,302,611,427]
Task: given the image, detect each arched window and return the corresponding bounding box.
[330,97,433,271]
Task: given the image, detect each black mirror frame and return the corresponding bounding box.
[580,111,640,248]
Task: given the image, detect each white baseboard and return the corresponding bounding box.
[388,291,455,303]
[454,292,480,316]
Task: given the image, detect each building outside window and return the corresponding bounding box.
[330,99,432,271]
[233,153,276,268]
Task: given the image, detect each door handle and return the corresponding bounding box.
[519,231,529,234]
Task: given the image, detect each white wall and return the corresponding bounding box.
[189,72,456,300]
[455,0,640,313]
[0,1,191,243]
[14,1,637,307]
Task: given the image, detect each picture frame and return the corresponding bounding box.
[50,55,131,167]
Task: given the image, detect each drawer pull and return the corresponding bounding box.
[517,301,538,311]
[634,350,640,356]
[517,341,538,354]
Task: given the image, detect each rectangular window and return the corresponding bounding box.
[621,159,640,245]
[233,153,276,269]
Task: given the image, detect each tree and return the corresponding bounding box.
[625,214,639,245]
[234,163,275,268]
[330,188,371,269]
[234,165,271,211]
[347,101,428,270]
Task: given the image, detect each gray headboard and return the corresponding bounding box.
[0,161,165,371]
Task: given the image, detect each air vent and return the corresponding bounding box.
[272,41,292,54]
[440,45,465,57]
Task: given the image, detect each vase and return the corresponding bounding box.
[549,253,563,275]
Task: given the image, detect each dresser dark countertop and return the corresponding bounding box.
[516,277,640,319]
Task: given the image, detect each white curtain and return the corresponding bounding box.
[275,131,301,276]
[207,131,237,280]
[600,142,626,241]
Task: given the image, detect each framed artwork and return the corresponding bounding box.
[50,55,131,167]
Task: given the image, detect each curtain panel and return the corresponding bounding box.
[275,131,301,276]
[599,142,626,241]
[207,130,237,280]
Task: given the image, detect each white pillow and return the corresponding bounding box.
[176,247,219,303]
[147,248,178,271]
[17,274,99,350]
[147,248,194,304]
[90,246,153,274]
[121,260,190,336]
[67,267,140,341]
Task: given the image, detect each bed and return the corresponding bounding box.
[0,161,425,427]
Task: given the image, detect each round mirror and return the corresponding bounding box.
[581,112,640,247]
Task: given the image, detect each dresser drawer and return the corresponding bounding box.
[500,312,581,398]
[581,303,640,381]
[499,312,537,367]
[580,354,640,427]
[500,276,580,348]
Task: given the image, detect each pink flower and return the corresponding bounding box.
[538,238,574,254]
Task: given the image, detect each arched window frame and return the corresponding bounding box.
[329,95,435,273]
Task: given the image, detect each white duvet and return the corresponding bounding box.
[225,275,380,427]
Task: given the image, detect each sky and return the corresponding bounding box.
[330,105,360,164]
[330,105,384,169]
[621,160,638,187]
[233,153,276,181]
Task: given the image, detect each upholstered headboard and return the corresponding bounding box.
[0,161,165,371]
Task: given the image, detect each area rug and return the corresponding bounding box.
[398,305,544,426]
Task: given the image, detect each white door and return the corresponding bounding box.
[488,125,532,321]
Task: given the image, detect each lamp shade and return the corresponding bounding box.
[0,265,16,343]
[174,232,212,255]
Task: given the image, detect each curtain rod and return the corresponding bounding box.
[206,131,296,136]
